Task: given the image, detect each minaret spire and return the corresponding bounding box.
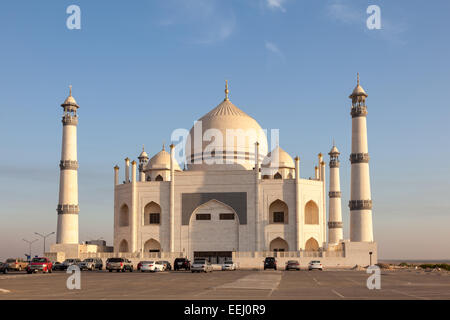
[349,74,373,242]
[56,87,80,244]
[224,80,229,101]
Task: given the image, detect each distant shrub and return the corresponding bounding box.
[398,262,409,267]
[419,264,450,271]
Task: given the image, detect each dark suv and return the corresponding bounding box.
[174,258,190,271]
[264,257,277,270]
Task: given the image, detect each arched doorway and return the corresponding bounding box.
[269,237,289,252]
[305,237,319,251]
[144,238,161,253]
[189,199,239,264]
[119,204,129,227]
[119,239,129,252]
[305,200,319,224]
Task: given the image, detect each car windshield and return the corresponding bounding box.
[194,259,206,264]
[143,261,154,264]
[288,261,298,263]
[225,261,233,264]
[84,259,93,262]
[32,258,47,263]
[6,259,15,263]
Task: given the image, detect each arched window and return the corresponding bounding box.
[262,175,270,179]
[144,201,161,225]
[305,200,319,224]
[269,237,289,252]
[119,204,129,227]
[119,239,129,252]
[269,199,288,224]
[155,175,163,181]
[274,172,282,179]
[305,237,319,251]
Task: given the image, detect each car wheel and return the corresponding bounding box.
[18,266,22,271]
[109,269,112,272]
[27,270,31,274]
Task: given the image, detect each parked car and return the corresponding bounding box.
[191,259,213,273]
[140,261,165,272]
[174,257,191,271]
[106,258,133,272]
[159,260,172,271]
[26,257,53,273]
[308,260,323,271]
[52,262,65,271]
[0,262,8,274]
[285,260,300,271]
[79,258,103,271]
[61,258,82,271]
[5,258,28,271]
[264,257,277,270]
[222,260,237,271]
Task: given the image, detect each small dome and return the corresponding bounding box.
[329,145,340,155]
[145,147,181,171]
[262,146,295,169]
[138,146,148,159]
[349,73,368,98]
[61,86,79,108]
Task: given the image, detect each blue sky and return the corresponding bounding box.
[0,0,449,260]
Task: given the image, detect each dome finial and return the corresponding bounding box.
[357,73,360,86]
[69,85,72,96]
[142,144,145,152]
[162,142,165,151]
[224,80,229,101]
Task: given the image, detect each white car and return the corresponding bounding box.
[140,261,165,272]
[308,260,323,271]
[191,259,213,273]
[222,260,237,271]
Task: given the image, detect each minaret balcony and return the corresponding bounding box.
[62,115,78,126]
[329,160,340,168]
[57,204,80,214]
[60,160,79,170]
[349,153,370,164]
[328,221,343,229]
[348,200,372,210]
[351,105,368,118]
[329,191,341,198]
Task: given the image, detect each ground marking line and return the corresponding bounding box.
[331,289,344,298]
[390,289,429,300]
[345,277,361,285]
[0,288,11,293]
[312,277,320,286]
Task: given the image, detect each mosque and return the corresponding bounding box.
[49,76,377,267]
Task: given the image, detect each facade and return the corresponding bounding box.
[51,77,377,267]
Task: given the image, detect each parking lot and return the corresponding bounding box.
[0,269,449,300]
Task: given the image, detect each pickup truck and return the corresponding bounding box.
[5,258,28,271]
[26,257,53,273]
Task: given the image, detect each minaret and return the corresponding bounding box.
[56,86,79,244]
[328,143,343,244]
[138,145,149,182]
[349,74,373,242]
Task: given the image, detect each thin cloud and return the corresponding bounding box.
[326,0,408,45]
[267,0,286,12]
[265,41,285,62]
[157,0,236,45]
[326,0,362,24]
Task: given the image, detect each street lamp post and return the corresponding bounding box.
[34,232,55,255]
[22,239,38,262]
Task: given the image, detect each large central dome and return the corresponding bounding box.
[186,83,268,171]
